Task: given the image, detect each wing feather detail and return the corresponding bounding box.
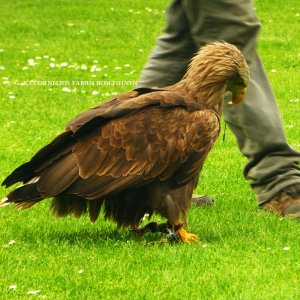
[3,88,219,202]
[69,106,220,200]
[37,154,79,197]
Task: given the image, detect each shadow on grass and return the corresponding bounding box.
[49,228,141,244]
[19,223,171,246]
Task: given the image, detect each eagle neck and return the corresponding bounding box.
[168,80,226,115]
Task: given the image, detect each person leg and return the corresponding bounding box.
[185,0,300,204]
[137,0,197,87]
[138,0,300,215]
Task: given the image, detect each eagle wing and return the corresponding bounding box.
[3,89,220,203]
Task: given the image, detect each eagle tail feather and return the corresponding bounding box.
[2,182,43,209]
[2,131,74,188]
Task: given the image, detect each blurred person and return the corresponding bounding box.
[137,0,300,218]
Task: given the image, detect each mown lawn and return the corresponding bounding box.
[0,0,299,299]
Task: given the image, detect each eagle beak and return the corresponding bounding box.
[228,87,247,105]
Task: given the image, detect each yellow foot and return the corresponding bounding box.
[176,228,199,243]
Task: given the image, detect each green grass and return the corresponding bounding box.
[0,0,299,299]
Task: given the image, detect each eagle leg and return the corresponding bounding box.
[131,222,169,236]
[131,222,198,243]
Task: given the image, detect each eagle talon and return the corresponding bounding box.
[175,227,199,243]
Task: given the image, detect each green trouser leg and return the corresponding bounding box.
[137,0,300,204]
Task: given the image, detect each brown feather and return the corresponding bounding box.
[2,42,249,233]
[88,199,104,223]
[51,194,87,218]
[38,154,78,197]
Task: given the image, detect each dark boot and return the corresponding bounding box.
[260,184,300,219]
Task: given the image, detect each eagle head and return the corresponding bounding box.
[182,41,250,109]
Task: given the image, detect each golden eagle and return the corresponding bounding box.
[1,42,249,242]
